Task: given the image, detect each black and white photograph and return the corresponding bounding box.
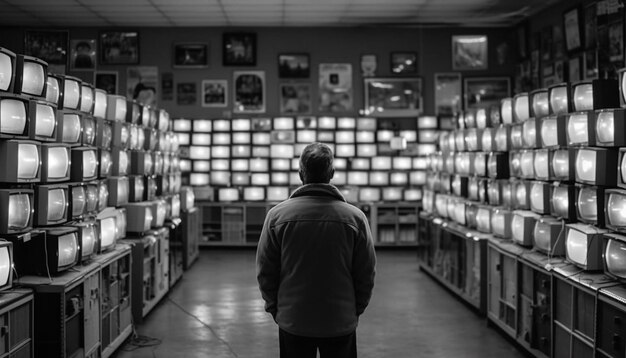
[173,43,209,68]
[70,39,96,70]
[278,54,310,78]
[233,71,265,113]
[201,79,228,107]
[223,32,256,66]
[100,30,139,64]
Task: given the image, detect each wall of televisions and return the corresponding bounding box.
[419,73,626,357]
[173,115,440,203]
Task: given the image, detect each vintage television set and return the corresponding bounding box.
[125,100,141,124]
[96,208,123,252]
[409,171,426,186]
[0,188,33,234]
[491,208,513,239]
[14,54,47,98]
[97,179,109,212]
[0,47,16,93]
[513,180,531,210]
[533,218,565,256]
[179,186,195,211]
[110,148,129,176]
[218,188,240,202]
[107,176,129,207]
[500,98,514,125]
[0,139,41,183]
[148,200,167,228]
[475,205,492,233]
[519,150,535,179]
[124,202,153,233]
[421,190,434,214]
[273,117,294,130]
[231,118,251,131]
[357,188,380,202]
[70,147,98,182]
[500,180,514,209]
[110,120,129,149]
[495,125,511,152]
[534,149,554,181]
[296,116,317,129]
[451,175,468,198]
[335,144,355,158]
[511,210,540,246]
[594,108,626,147]
[465,128,483,151]
[522,117,540,149]
[96,117,113,149]
[209,171,229,186]
[548,83,572,115]
[67,183,89,220]
[565,223,606,271]
[58,75,82,111]
[45,73,61,105]
[529,180,552,215]
[34,184,69,227]
[270,172,289,186]
[250,173,270,186]
[79,82,95,114]
[566,111,595,147]
[510,124,524,149]
[603,233,626,280]
[127,175,145,203]
[189,145,212,160]
[481,128,496,152]
[605,189,626,233]
[540,115,566,148]
[190,173,210,186]
[172,117,191,132]
[465,202,479,228]
[368,172,389,186]
[530,88,550,119]
[228,159,246,172]
[98,149,113,179]
[192,118,211,132]
[130,150,153,175]
[73,221,98,263]
[577,185,605,227]
[382,187,403,202]
[0,241,14,291]
[18,226,79,275]
[487,152,509,179]
[212,132,230,145]
[551,183,577,221]
[487,179,502,206]
[232,144,252,158]
[93,88,107,118]
[81,115,96,146]
[57,110,83,144]
[347,171,368,186]
[513,93,530,123]
[232,132,250,145]
[243,187,265,201]
[82,182,98,215]
[552,148,576,182]
[573,79,619,112]
[475,107,490,129]
[449,199,466,225]
[575,147,618,187]
[510,151,522,178]
[350,158,370,171]
[404,188,422,201]
[467,177,480,201]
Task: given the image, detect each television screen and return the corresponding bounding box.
[510,124,523,149]
[97,212,117,252]
[351,158,370,170]
[57,111,82,144]
[567,112,593,146]
[533,218,565,255]
[75,221,98,262]
[552,149,574,181]
[605,189,626,233]
[212,119,230,131]
[335,144,355,158]
[488,152,509,179]
[270,172,289,185]
[530,181,551,214]
[191,133,211,146]
[53,228,80,270]
[480,128,495,152]
[494,125,510,152]
[575,148,618,186]
[549,83,571,115]
[15,55,47,97]
[107,176,129,207]
[0,242,13,290]
[475,108,488,129]
[463,110,477,128]
[0,189,33,234]
[487,179,502,206]
[35,184,68,226]
[511,210,539,246]
[382,187,403,202]
[173,118,191,132]
[273,117,294,130]
[491,208,512,239]
[125,100,140,125]
[573,82,594,111]
[404,188,422,201]
[409,171,427,185]
[348,171,369,186]
[519,151,535,179]
[577,185,604,226]
[218,188,239,202]
[358,188,381,202]
[513,93,530,123]
[190,173,210,186]
[530,89,550,118]
[465,128,482,151]
[193,119,211,132]
[188,146,211,160]
[243,187,265,201]
[604,234,626,282]
[27,99,58,141]
[377,130,394,142]
[124,202,153,233]
[0,94,28,138]
[399,130,418,142]
[41,143,70,183]
[211,132,229,145]
[475,206,492,233]
[534,149,552,180]
[232,145,251,158]
[500,98,513,125]
[70,147,98,182]
[249,158,269,172]
[565,223,605,270]
[263,187,286,202]
[335,131,356,144]
[271,130,295,144]
[318,116,336,129]
[91,89,107,119]
[513,180,530,210]
[356,117,376,130]
[356,144,376,157]
[0,47,15,93]
[371,157,392,170]
[390,172,409,186]
[501,181,513,209]
[192,160,210,172]
[337,117,356,129]
[296,116,317,129]
[522,118,538,148]
[368,172,389,186]
[539,115,564,148]
[270,144,294,158]
[105,94,126,121]
[45,73,60,105]
[179,159,191,172]
[333,157,347,170]
[596,109,626,147]
[413,157,427,170]
[79,83,95,114]
[81,115,96,146]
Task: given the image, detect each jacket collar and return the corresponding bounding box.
[289,183,346,202]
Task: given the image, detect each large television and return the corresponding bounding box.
[565,223,606,271]
[73,221,99,264]
[34,184,68,226]
[575,147,618,187]
[577,185,605,227]
[0,139,41,183]
[603,233,626,280]
[0,189,33,234]
[14,54,47,98]
[511,210,540,246]
[551,183,577,220]
[534,218,565,256]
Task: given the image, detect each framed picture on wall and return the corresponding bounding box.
[391,52,417,74]
[563,7,582,52]
[173,43,208,68]
[177,82,197,106]
[70,39,96,70]
[201,79,228,107]
[434,73,462,116]
[451,35,488,70]
[24,29,69,70]
[278,54,310,78]
[463,77,511,110]
[279,83,312,114]
[94,71,118,95]
[233,71,265,113]
[364,77,422,117]
[99,31,139,65]
[223,33,256,66]
[568,57,581,82]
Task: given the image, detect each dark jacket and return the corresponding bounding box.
[256,183,376,338]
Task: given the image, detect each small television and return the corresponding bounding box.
[551,183,577,220]
[273,117,294,130]
[382,187,403,202]
[348,171,369,186]
[565,223,606,270]
[566,112,595,146]
[110,149,129,176]
[27,99,58,142]
[231,118,250,131]
[434,194,449,218]
[81,115,96,146]
[336,131,355,144]
[522,118,539,149]
[421,190,434,213]
[67,183,87,220]
[371,157,392,171]
[487,152,509,179]
[392,157,412,170]
[96,118,112,149]
[271,172,289,185]
[318,116,336,129]
[192,133,212,146]
[513,93,530,123]
[595,108,626,147]
[418,130,438,144]
[351,158,370,170]
[179,186,195,211]
[193,119,211,132]
[465,202,479,228]
[603,233,626,280]
[399,130,417,142]
[356,144,376,157]
[14,54,47,98]
[57,110,83,144]
[491,208,513,239]
[35,227,80,275]
[404,188,422,201]
[510,124,523,149]
[70,147,98,182]
[548,83,572,115]
[511,210,540,246]
[0,94,28,139]
[296,130,316,143]
[96,208,120,252]
[377,130,394,142]
[390,172,409,186]
[409,171,427,185]
[475,206,492,233]
[232,145,252,158]
[177,133,190,146]
[487,179,502,206]
[97,179,109,212]
[190,173,210,186]
[157,109,169,132]
[359,188,381,202]
[143,128,158,151]
[495,125,511,152]
[45,73,60,105]
[251,173,270,186]
[540,115,566,148]
[172,118,191,131]
[128,175,145,203]
[577,185,605,227]
[243,187,265,201]
[79,82,95,114]
[0,139,40,183]
[0,47,16,93]
[148,200,166,228]
[212,119,230,132]
[335,158,348,170]
[337,117,356,129]
[513,180,531,210]
[41,143,70,183]
[509,151,521,178]
[534,218,565,256]
[475,108,489,129]
[450,199,466,225]
[179,159,191,172]
[552,148,576,182]
[501,98,514,125]
[229,172,248,186]
[451,175,468,198]
[533,149,553,181]
[335,144,355,158]
[34,184,68,226]
[250,158,269,172]
[210,171,230,186]
[93,89,107,118]
[519,150,535,179]
[107,176,129,207]
[573,79,619,111]
[105,94,126,121]
[0,189,33,234]
[481,128,495,152]
[530,88,550,118]
[125,202,154,233]
[416,144,437,155]
[74,221,99,263]
[467,177,479,201]
[130,150,153,175]
[251,133,270,146]
[605,189,626,233]
[218,188,240,202]
[369,172,389,186]
[210,146,229,159]
[575,147,618,187]
[212,132,230,145]
[296,116,317,129]
[529,181,551,215]
[270,144,294,158]
[465,128,482,152]
[413,157,427,170]
[453,130,466,152]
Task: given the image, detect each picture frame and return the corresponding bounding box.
[233,71,265,113]
[99,31,139,65]
[434,73,462,116]
[463,77,511,110]
[24,29,69,67]
[451,35,488,70]
[279,83,312,114]
[390,52,417,74]
[364,77,422,117]
[177,82,197,106]
[173,43,208,68]
[278,54,310,78]
[360,54,377,77]
[563,7,582,52]
[608,21,624,62]
[201,79,228,107]
[70,39,96,71]
[94,71,118,95]
[318,63,353,113]
[223,33,256,66]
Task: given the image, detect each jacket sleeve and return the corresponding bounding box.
[256,211,281,318]
[352,214,376,316]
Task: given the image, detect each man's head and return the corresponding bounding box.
[299,142,334,184]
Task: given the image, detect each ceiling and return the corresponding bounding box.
[0,0,559,28]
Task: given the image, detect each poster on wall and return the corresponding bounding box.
[318,63,353,113]
[279,83,311,114]
[70,39,96,70]
[177,82,197,105]
[233,71,265,113]
[202,79,228,107]
[126,66,158,107]
[434,73,461,116]
[161,73,173,101]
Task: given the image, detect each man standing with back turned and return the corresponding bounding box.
[257,142,377,358]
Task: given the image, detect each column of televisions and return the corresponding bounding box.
[422,74,626,281]
[173,115,439,204]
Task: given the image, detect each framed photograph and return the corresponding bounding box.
[360,54,377,77]
[568,57,581,82]
[201,79,228,107]
[463,77,511,110]
[391,52,417,74]
[434,73,462,116]
[280,83,312,114]
[177,82,197,106]
[99,31,139,65]
[94,71,118,95]
[319,63,353,113]
[70,39,96,70]
[278,54,310,78]
[584,2,597,49]
[233,71,265,113]
[563,7,582,52]
[364,77,422,117]
[223,33,256,66]
[452,35,488,70]
[24,30,69,67]
[173,43,208,68]
[608,22,624,62]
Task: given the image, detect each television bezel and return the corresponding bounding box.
[0,47,16,93]
[550,182,577,221]
[35,183,69,226]
[548,83,572,115]
[40,142,71,183]
[14,54,48,98]
[575,147,619,187]
[0,189,34,234]
[0,93,31,139]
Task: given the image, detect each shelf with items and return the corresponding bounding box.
[0,289,34,358]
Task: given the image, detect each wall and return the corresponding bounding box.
[1,25,516,118]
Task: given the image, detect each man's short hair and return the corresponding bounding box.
[299,143,334,183]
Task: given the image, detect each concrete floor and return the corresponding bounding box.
[113,250,525,358]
